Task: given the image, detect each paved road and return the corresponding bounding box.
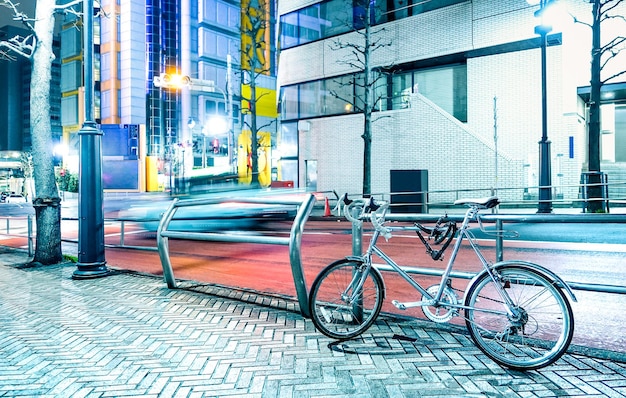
[1,246,626,397]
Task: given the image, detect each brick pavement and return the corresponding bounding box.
[1,246,626,398]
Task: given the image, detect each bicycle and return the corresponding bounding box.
[308,195,577,370]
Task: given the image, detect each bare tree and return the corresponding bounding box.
[240,0,277,186]
[574,0,626,212]
[328,0,391,195]
[0,0,82,264]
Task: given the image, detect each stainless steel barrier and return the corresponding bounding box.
[156,193,316,317]
[0,215,34,256]
[356,212,626,296]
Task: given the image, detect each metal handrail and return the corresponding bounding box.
[354,212,626,296]
[156,193,316,317]
[0,215,34,256]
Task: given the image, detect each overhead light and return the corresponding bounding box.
[602,91,615,100]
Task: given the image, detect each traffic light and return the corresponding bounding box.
[153,73,191,89]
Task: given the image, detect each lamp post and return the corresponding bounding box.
[532,0,553,213]
[73,0,108,279]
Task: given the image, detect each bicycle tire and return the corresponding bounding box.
[309,258,385,340]
[464,264,574,370]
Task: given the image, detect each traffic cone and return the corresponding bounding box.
[324,197,331,217]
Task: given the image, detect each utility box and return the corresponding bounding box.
[101,124,141,190]
[390,169,428,213]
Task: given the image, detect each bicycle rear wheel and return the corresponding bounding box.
[464,264,574,370]
[309,259,384,340]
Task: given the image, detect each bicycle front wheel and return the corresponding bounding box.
[309,259,384,340]
[464,265,574,370]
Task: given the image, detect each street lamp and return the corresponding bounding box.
[73,0,108,279]
[529,0,554,213]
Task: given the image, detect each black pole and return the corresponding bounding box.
[73,0,108,279]
[536,0,553,214]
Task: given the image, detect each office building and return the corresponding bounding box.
[277,0,626,202]
[59,0,267,191]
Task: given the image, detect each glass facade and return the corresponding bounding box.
[279,0,466,49]
[280,63,467,122]
[388,64,467,121]
[146,0,181,158]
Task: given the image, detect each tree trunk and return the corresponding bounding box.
[249,71,259,185]
[361,0,373,196]
[586,0,604,212]
[30,0,63,264]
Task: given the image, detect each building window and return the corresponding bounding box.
[61,95,79,126]
[279,0,466,49]
[388,64,468,120]
[299,81,322,118]
[281,85,299,120]
[60,61,81,92]
[101,52,111,81]
[281,63,467,122]
[101,14,110,43]
[205,99,226,115]
[60,28,81,58]
[101,90,111,119]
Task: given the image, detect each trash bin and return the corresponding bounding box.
[390,169,428,213]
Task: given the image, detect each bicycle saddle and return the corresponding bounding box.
[454,196,499,209]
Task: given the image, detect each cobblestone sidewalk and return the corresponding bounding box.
[1,247,625,397]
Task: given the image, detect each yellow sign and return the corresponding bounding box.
[237,130,271,187]
[241,0,271,73]
[241,85,277,118]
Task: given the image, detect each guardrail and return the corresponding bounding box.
[156,193,316,317]
[4,199,623,300]
[353,212,626,296]
[0,215,34,256]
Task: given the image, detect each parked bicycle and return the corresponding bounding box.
[308,195,576,370]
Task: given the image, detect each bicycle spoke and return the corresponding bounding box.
[309,259,384,340]
[465,265,574,370]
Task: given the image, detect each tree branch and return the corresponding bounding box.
[0,33,35,60]
[571,13,592,29]
[600,0,623,16]
[1,0,35,31]
[602,69,626,84]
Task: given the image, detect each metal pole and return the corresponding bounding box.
[536,0,553,213]
[227,54,234,169]
[27,214,33,257]
[73,0,108,279]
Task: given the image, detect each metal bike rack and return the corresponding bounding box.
[0,215,34,256]
[353,212,626,296]
[156,193,316,317]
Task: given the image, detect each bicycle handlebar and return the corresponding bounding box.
[341,194,391,237]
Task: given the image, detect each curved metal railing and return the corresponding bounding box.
[156,193,316,317]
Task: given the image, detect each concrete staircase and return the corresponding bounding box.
[601,162,626,203]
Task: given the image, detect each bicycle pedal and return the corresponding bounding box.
[392,300,406,310]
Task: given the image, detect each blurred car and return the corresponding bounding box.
[5,193,26,204]
[119,189,299,233]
